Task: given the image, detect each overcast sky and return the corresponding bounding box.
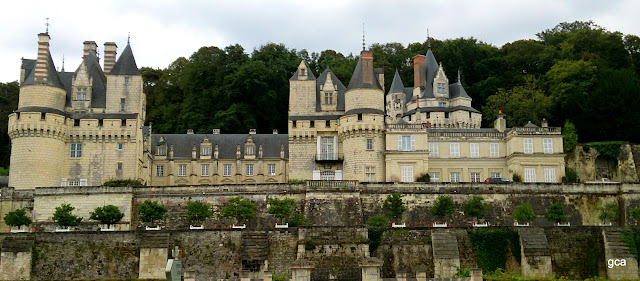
[1,0,639,83]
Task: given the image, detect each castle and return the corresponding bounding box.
[7,33,565,190]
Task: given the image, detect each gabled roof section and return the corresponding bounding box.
[347,57,382,90]
[449,82,471,99]
[109,43,140,75]
[21,51,65,89]
[82,50,108,108]
[389,69,405,94]
[316,67,346,111]
[150,134,289,159]
[524,121,539,128]
[421,47,439,99]
[290,60,316,80]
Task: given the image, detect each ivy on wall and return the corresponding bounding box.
[622,226,640,261]
[583,141,624,160]
[468,229,521,273]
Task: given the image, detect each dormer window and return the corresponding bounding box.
[202,146,210,156]
[75,87,88,100]
[324,92,333,105]
[156,146,166,155]
[300,69,306,76]
[437,83,446,94]
[246,145,255,156]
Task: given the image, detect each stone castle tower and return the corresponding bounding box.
[8,32,146,189]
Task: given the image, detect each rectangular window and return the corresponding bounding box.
[470,143,479,158]
[223,164,232,176]
[429,143,439,157]
[491,172,501,178]
[120,98,126,112]
[320,136,335,160]
[124,76,130,85]
[523,138,533,154]
[320,171,335,180]
[437,83,446,93]
[471,172,481,182]
[70,143,82,158]
[68,180,80,186]
[246,146,255,156]
[156,165,164,177]
[292,121,297,128]
[245,164,254,176]
[310,121,315,128]
[366,139,373,150]
[450,143,460,158]
[117,162,123,171]
[398,135,416,151]
[201,164,209,176]
[524,168,536,183]
[324,92,333,105]
[157,146,165,156]
[438,101,446,107]
[202,147,210,156]
[268,164,276,176]
[365,166,376,182]
[358,114,363,121]
[325,120,331,127]
[490,143,500,158]
[178,165,187,177]
[544,168,556,183]
[543,138,553,154]
[401,166,414,182]
[60,178,67,187]
[450,172,461,183]
[76,87,88,100]
[429,172,440,183]
[118,143,123,150]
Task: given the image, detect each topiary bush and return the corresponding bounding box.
[512,203,536,224]
[464,196,489,220]
[52,204,83,227]
[222,196,256,224]
[416,173,431,182]
[3,208,31,229]
[512,174,522,183]
[430,195,455,221]
[137,200,168,225]
[383,193,406,220]
[544,202,568,223]
[186,201,212,225]
[90,205,124,228]
[267,197,296,220]
[103,178,143,187]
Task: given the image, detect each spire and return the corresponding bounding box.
[457,68,461,84]
[45,17,50,34]
[61,54,65,72]
[389,69,405,93]
[427,28,431,49]
[127,32,130,44]
[362,22,366,51]
[109,43,140,75]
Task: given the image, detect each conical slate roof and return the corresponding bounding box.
[109,44,140,75]
[316,67,345,111]
[22,50,65,89]
[347,57,381,90]
[449,82,471,99]
[421,47,438,98]
[388,69,405,93]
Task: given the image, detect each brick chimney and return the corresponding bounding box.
[83,41,98,58]
[103,42,117,73]
[34,33,51,81]
[272,129,278,134]
[413,55,426,88]
[361,51,374,85]
[212,129,220,134]
[187,129,194,134]
[249,129,257,135]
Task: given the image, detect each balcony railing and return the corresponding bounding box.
[386,124,429,131]
[307,180,358,188]
[428,131,506,139]
[315,153,343,162]
[510,127,561,135]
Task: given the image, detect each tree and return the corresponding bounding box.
[90,205,124,228]
[267,197,297,221]
[288,213,310,227]
[416,173,431,182]
[137,200,168,225]
[562,168,579,183]
[482,76,553,128]
[544,202,568,223]
[512,174,523,183]
[464,196,489,220]
[430,195,455,220]
[599,202,619,225]
[222,196,256,224]
[52,204,83,227]
[366,215,389,254]
[3,208,31,229]
[186,201,212,224]
[383,193,406,220]
[512,203,536,224]
[562,121,579,152]
[630,206,640,222]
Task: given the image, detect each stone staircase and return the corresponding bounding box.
[603,228,633,258]
[241,230,269,271]
[139,232,170,248]
[431,230,460,278]
[518,227,552,277]
[602,228,639,280]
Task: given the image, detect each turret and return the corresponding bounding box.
[386,69,407,122]
[288,60,316,116]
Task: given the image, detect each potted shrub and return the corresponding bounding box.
[463,196,489,227]
[222,196,255,229]
[267,197,296,228]
[137,200,167,230]
[430,195,455,227]
[544,202,569,226]
[90,205,124,231]
[52,204,83,232]
[512,203,536,226]
[4,208,32,233]
[383,193,406,227]
[186,201,212,229]
[598,202,619,226]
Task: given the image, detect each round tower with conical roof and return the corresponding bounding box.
[338,50,386,182]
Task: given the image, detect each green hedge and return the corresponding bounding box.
[103,179,143,187]
[468,229,521,273]
[583,141,624,160]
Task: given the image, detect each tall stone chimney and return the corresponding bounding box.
[494,110,506,132]
[83,41,98,58]
[413,55,426,88]
[361,51,374,85]
[103,42,117,73]
[34,33,51,81]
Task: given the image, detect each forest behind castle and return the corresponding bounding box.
[1,21,639,172]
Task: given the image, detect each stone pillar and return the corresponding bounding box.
[139,233,169,279]
[359,257,383,281]
[184,271,196,281]
[263,270,273,281]
[415,270,427,281]
[470,268,483,281]
[290,259,314,281]
[0,236,34,281]
[395,271,407,281]
[519,228,553,278]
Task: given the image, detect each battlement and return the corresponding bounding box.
[8,112,68,140]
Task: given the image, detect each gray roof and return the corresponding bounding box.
[21,51,65,89]
[344,108,385,116]
[402,105,481,117]
[68,50,107,108]
[288,115,341,121]
[404,87,413,103]
[524,121,539,128]
[449,82,471,99]
[15,106,65,115]
[420,48,439,99]
[347,57,382,90]
[60,71,74,107]
[289,60,316,80]
[109,44,140,75]
[315,67,345,111]
[68,112,138,120]
[388,70,405,94]
[151,134,288,160]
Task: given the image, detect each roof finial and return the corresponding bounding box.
[427,28,431,49]
[61,54,65,72]
[127,32,131,44]
[457,68,461,83]
[362,22,366,51]
[45,17,50,34]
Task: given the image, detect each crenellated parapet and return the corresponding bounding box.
[8,112,68,141]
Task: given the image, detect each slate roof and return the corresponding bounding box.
[70,50,108,108]
[21,51,65,89]
[347,57,382,90]
[524,121,539,128]
[420,48,439,99]
[289,60,316,80]
[109,44,140,75]
[288,115,342,121]
[388,70,405,94]
[449,82,471,99]
[315,67,345,111]
[151,134,288,160]
[402,105,481,117]
[344,108,385,116]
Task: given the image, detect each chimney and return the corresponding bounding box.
[35,33,51,82]
[103,42,117,73]
[187,129,194,134]
[413,55,426,88]
[361,51,374,85]
[494,110,506,133]
[212,129,220,134]
[249,129,257,134]
[541,118,548,128]
[83,41,98,58]
[272,129,278,134]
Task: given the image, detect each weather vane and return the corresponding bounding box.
[127,32,131,44]
[362,22,366,51]
[45,17,50,34]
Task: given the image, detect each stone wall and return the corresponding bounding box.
[567,143,640,182]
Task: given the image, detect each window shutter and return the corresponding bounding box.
[312,170,321,180]
[335,170,343,180]
[60,178,67,187]
[398,136,402,150]
[411,136,416,151]
[80,179,88,186]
